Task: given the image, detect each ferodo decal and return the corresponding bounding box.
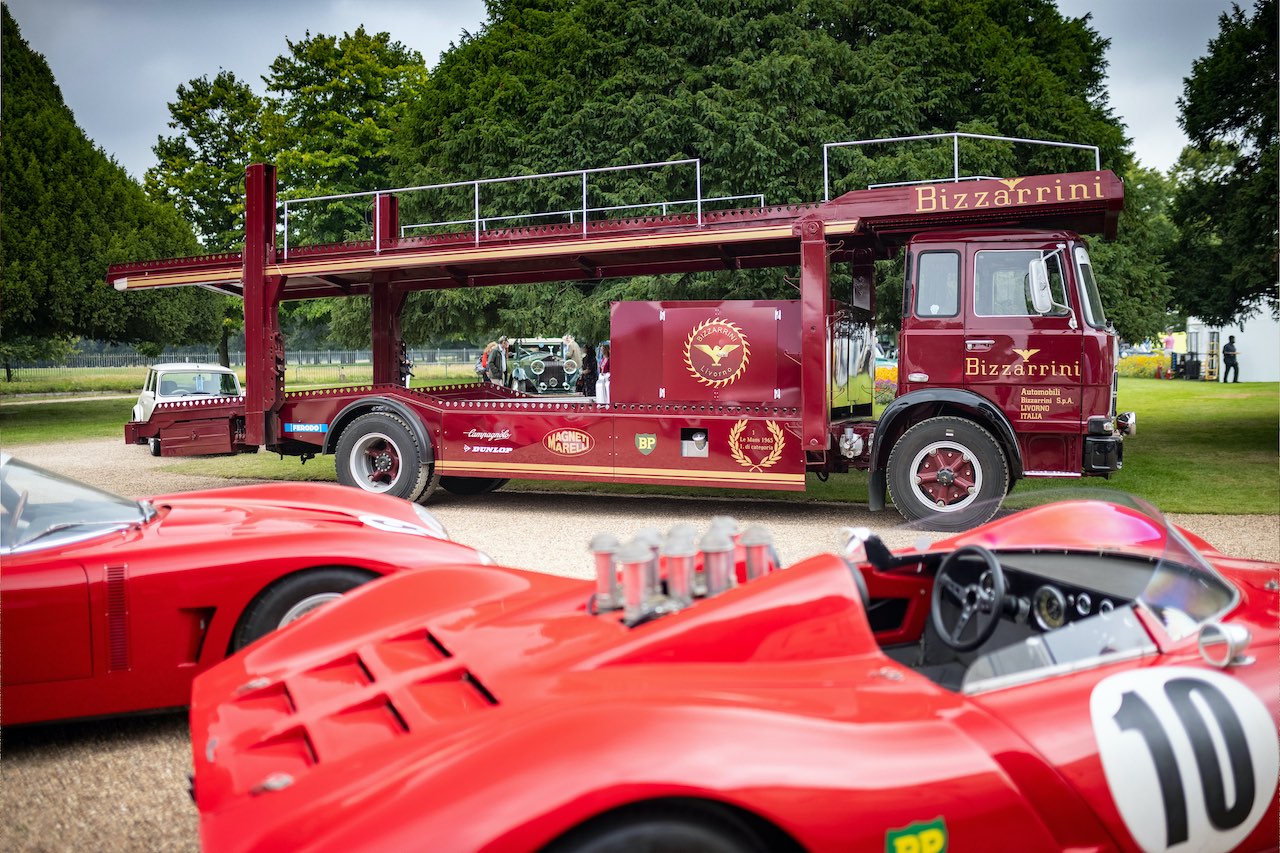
[1091,667,1278,853]
[885,817,947,853]
[684,318,750,387]
[728,419,784,472]
[543,428,594,456]
[634,433,656,456]
[284,423,328,433]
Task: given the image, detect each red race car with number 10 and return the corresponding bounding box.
[190,493,1279,853]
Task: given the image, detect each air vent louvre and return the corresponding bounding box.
[106,565,129,671]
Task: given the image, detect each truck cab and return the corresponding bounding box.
[883,228,1128,524]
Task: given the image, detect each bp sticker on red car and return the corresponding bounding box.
[1090,667,1279,853]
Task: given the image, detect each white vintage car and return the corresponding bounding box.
[132,363,242,455]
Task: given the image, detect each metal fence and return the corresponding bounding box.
[3,349,484,385]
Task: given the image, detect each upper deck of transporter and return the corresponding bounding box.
[106,134,1122,301]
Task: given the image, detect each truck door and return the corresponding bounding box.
[963,243,1082,474]
[898,247,966,392]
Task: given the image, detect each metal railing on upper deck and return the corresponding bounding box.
[275,133,1104,259]
[278,159,767,261]
[821,132,1102,201]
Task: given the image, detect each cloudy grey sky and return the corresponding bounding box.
[4,0,1238,182]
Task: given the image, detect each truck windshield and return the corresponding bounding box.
[1074,246,1107,329]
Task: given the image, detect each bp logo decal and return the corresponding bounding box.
[635,433,656,455]
[543,428,593,456]
[1091,667,1278,853]
[885,816,946,853]
[728,419,784,472]
[684,319,750,388]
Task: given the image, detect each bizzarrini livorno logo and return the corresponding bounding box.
[683,319,750,388]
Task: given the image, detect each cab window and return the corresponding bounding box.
[1075,246,1107,329]
[914,252,959,318]
[974,250,1068,317]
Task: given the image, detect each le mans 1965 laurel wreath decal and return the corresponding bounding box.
[684,319,750,388]
[729,419,785,472]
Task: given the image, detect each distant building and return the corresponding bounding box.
[1184,313,1279,382]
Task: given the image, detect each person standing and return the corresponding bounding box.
[1221,335,1239,383]
[488,336,509,385]
[580,344,597,397]
[596,340,611,404]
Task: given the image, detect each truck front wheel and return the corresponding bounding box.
[887,416,1007,531]
[335,412,433,501]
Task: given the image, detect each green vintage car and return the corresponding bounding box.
[507,338,581,394]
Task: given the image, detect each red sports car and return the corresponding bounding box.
[0,453,491,726]
[190,495,1278,853]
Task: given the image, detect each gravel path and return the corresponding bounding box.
[2,438,1276,852]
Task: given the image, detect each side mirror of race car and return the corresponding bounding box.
[1198,621,1253,668]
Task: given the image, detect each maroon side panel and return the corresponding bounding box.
[611,301,801,407]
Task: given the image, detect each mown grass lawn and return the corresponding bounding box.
[3,378,1276,514]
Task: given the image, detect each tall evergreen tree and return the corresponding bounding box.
[0,3,222,375]
[1167,0,1278,325]
[385,0,1147,345]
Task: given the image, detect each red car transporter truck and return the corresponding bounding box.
[109,136,1134,530]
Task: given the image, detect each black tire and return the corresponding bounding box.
[231,567,375,651]
[334,411,433,501]
[887,416,1007,532]
[439,476,509,496]
[148,437,161,457]
[544,806,765,853]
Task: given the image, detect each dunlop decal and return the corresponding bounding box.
[728,419,785,472]
[684,319,750,388]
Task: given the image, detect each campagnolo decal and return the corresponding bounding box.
[728,419,784,471]
[1090,667,1278,853]
[543,428,593,456]
[464,428,512,441]
[283,423,328,433]
[684,318,750,388]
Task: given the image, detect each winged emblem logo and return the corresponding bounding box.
[693,343,740,366]
[683,319,750,388]
[1013,348,1040,361]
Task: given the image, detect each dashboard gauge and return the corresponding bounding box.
[1033,585,1068,631]
[1098,599,1115,614]
[1075,592,1092,616]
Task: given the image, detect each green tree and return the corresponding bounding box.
[1167,0,1277,325]
[0,4,221,378]
[146,71,264,252]
[391,0,1134,344]
[264,26,427,243]
[259,27,428,347]
[147,71,264,365]
[1086,165,1176,343]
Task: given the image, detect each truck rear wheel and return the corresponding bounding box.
[887,416,1007,531]
[335,411,433,502]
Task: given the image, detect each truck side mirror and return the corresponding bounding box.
[1027,259,1054,314]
